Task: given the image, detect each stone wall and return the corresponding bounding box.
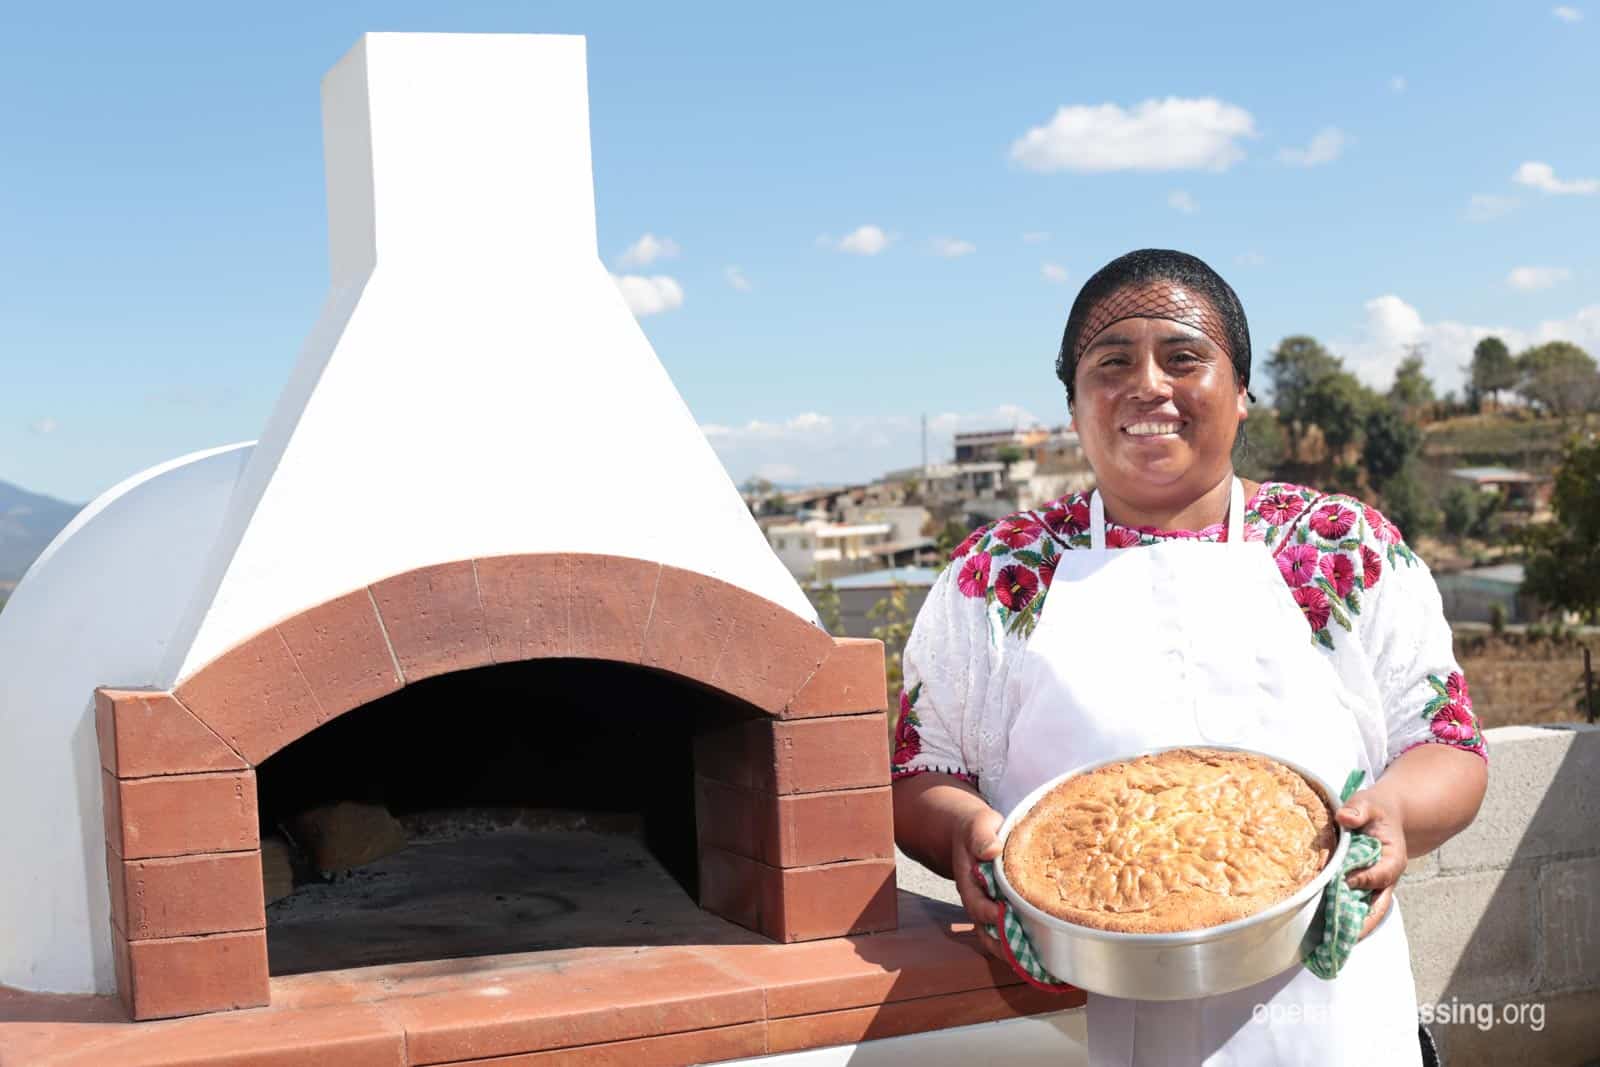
[1397,724,1600,1066]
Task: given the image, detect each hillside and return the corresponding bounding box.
[0,479,80,582]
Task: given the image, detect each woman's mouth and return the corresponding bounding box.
[1122,420,1187,438]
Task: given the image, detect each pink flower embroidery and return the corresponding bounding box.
[1043,499,1091,537]
[893,694,922,765]
[1039,553,1058,588]
[1278,544,1321,586]
[994,564,1039,610]
[1319,552,1356,598]
[956,552,991,598]
[1430,703,1477,744]
[1446,671,1470,707]
[1243,523,1267,543]
[1293,585,1331,632]
[1106,527,1143,548]
[1310,504,1356,540]
[1360,545,1383,589]
[1258,490,1305,526]
[950,522,994,560]
[993,517,1044,549]
[1364,505,1399,544]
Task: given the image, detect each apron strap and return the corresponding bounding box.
[1089,476,1245,548]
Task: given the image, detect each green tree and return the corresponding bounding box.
[1380,463,1441,539]
[1440,484,1481,538]
[1470,336,1517,408]
[995,445,1025,465]
[1517,342,1600,416]
[1265,335,1343,429]
[1388,350,1436,414]
[1233,406,1290,481]
[1520,435,1600,622]
[867,581,916,694]
[931,519,969,561]
[1361,403,1422,489]
[1301,371,1377,454]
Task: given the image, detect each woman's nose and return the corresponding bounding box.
[1130,353,1173,399]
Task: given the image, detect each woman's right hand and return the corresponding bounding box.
[951,804,1007,961]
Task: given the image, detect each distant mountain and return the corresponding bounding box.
[0,479,80,582]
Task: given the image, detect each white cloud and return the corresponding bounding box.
[1236,251,1267,267]
[701,405,1054,487]
[612,274,684,317]
[617,233,680,268]
[1513,161,1600,195]
[930,237,977,258]
[1022,231,1050,244]
[1009,97,1256,173]
[1041,262,1070,284]
[822,225,892,255]
[1276,127,1348,167]
[724,266,752,292]
[27,418,58,435]
[1389,75,1407,93]
[1329,294,1600,396]
[1553,6,1583,21]
[1168,190,1197,214]
[1466,194,1518,222]
[1508,266,1573,291]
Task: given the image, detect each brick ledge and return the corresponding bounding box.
[0,894,1083,1066]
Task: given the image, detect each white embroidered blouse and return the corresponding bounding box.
[891,481,1486,798]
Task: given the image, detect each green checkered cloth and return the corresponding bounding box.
[1302,769,1382,980]
[977,767,1382,989]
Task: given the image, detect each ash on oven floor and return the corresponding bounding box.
[264,827,763,975]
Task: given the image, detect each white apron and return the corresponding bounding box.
[997,478,1422,1067]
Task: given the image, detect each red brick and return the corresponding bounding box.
[175,630,325,765]
[276,589,402,720]
[476,554,660,666]
[107,771,258,860]
[95,690,246,778]
[475,554,567,663]
[766,984,1074,1053]
[385,946,764,1064]
[369,561,490,683]
[768,859,898,942]
[699,912,1032,1018]
[109,851,265,941]
[770,716,891,795]
[117,929,269,1020]
[439,1022,767,1066]
[43,1004,405,1067]
[774,786,893,867]
[784,638,888,718]
[694,777,767,861]
[697,846,766,934]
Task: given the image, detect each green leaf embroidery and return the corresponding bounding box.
[1296,527,1309,544]
[1315,628,1335,650]
[1328,599,1352,631]
[1012,549,1044,566]
[1339,538,1360,551]
[1345,588,1362,616]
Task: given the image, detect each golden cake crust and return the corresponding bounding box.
[1002,748,1337,934]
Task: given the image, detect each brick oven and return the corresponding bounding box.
[0,32,1078,1066]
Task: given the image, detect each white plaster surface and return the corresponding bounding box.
[163,32,817,685]
[0,444,254,993]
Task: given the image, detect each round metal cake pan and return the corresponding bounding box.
[992,744,1352,1001]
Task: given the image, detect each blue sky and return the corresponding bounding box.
[4,1,1597,501]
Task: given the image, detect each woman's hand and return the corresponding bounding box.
[1334,789,1410,940]
[951,805,1007,960]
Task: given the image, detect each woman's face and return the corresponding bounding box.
[1069,304,1247,506]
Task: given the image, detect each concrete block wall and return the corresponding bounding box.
[1397,724,1600,1066]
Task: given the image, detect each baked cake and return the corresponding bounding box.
[1002,748,1337,934]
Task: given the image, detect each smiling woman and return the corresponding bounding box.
[890,249,1489,1067]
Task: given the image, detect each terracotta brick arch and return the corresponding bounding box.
[94,553,895,1020]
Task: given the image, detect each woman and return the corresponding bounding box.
[892,249,1487,1066]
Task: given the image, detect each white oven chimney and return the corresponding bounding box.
[163,32,817,683]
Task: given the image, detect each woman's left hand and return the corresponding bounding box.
[1334,789,1410,941]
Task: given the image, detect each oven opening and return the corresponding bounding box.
[256,657,764,975]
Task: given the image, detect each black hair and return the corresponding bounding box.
[1055,248,1253,407]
